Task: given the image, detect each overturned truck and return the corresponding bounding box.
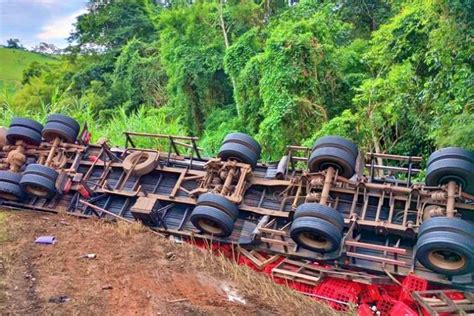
[0,114,473,291]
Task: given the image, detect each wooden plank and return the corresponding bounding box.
[258,227,287,236]
[345,240,407,254]
[170,170,187,198]
[346,252,409,267]
[238,248,264,269]
[260,237,289,246]
[272,268,321,283]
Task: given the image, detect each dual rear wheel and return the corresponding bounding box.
[0,114,80,201]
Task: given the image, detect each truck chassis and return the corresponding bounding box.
[0,115,473,292]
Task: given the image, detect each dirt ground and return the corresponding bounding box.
[0,210,334,316]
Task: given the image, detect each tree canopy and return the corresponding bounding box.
[2,0,473,161]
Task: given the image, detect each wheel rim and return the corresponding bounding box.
[428,249,466,271]
[227,157,242,163]
[198,218,223,235]
[0,192,18,201]
[25,184,49,197]
[438,175,466,189]
[299,232,330,249]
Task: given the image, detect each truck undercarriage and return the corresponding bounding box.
[1,114,473,294]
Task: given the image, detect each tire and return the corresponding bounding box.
[9,118,43,133]
[6,126,42,146]
[218,142,258,169]
[308,146,356,178]
[426,158,474,195]
[415,231,474,276]
[42,122,78,143]
[20,173,57,199]
[222,133,261,157]
[294,203,344,231]
[0,170,22,184]
[289,216,342,253]
[0,127,8,147]
[23,164,59,182]
[427,147,474,167]
[197,193,239,220]
[122,151,159,176]
[0,171,23,201]
[313,136,359,158]
[190,205,235,237]
[419,217,474,238]
[0,182,24,201]
[46,114,80,134]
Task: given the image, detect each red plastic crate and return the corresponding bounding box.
[314,279,360,312]
[376,295,397,315]
[399,274,428,304]
[291,281,315,295]
[445,291,464,300]
[360,285,381,304]
[315,278,363,296]
[380,283,402,299]
[389,301,417,316]
[358,303,374,316]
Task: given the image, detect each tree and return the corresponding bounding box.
[69,0,159,51]
[6,38,23,49]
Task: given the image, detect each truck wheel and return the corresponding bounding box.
[6,118,43,146]
[42,114,80,143]
[197,193,238,221]
[308,146,356,178]
[123,151,159,176]
[290,217,342,253]
[218,142,258,169]
[20,164,58,199]
[23,163,59,181]
[294,203,344,231]
[46,114,81,135]
[313,136,359,158]
[222,133,261,157]
[190,205,234,237]
[416,230,474,276]
[426,147,474,195]
[419,217,474,238]
[0,171,24,201]
[427,147,474,166]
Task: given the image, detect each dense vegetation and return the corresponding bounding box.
[0,0,472,161]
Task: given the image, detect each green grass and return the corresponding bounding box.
[0,47,58,92]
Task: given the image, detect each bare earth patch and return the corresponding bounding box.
[0,210,335,315]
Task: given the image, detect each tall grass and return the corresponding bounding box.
[0,92,186,151]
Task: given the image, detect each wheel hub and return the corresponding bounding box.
[198,218,223,235]
[428,249,466,271]
[299,232,330,249]
[25,184,49,197]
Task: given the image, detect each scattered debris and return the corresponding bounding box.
[78,253,96,259]
[221,284,246,305]
[165,251,177,261]
[35,236,56,244]
[48,295,71,304]
[166,298,189,303]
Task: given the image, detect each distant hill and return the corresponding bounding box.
[0,47,58,91]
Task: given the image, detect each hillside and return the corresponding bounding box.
[0,210,332,315]
[0,47,57,90]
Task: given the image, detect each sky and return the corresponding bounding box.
[0,0,88,49]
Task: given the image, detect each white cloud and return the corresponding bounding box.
[36,8,87,41]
